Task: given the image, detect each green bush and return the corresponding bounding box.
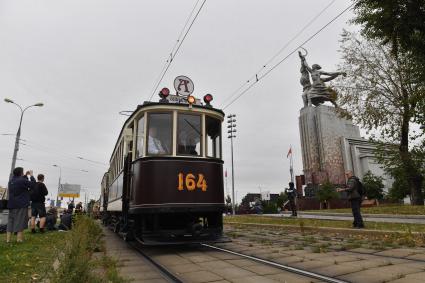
[317,181,339,207]
[262,202,278,214]
[52,215,104,283]
[362,171,385,200]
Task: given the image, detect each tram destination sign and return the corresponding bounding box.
[168,94,201,105]
[59,183,81,198]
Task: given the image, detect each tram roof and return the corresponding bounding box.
[108,101,225,164]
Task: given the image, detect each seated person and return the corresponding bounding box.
[58,209,73,231]
[46,207,58,231]
[148,127,168,154]
[75,202,83,213]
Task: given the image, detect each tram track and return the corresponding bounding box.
[126,237,350,283]
[114,225,424,283]
[201,243,349,283]
[224,227,425,264]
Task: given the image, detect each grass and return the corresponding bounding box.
[306,204,425,215]
[0,216,128,283]
[0,230,66,282]
[224,215,425,233]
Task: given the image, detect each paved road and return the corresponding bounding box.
[264,212,425,224]
[225,225,425,283]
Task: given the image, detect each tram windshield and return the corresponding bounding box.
[206,116,221,158]
[177,114,201,156]
[147,113,172,155]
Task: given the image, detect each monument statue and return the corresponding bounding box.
[298,49,346,107]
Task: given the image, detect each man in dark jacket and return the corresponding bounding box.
[30,174,48,233]
[286,182,297,217]
[6,167,36,243]
[337,171,364,228]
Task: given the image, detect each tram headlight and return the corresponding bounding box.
[159,87,170,103]
[203,94,213,107]
[187,95,196,104]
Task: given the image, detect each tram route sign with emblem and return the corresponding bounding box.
[174,75,194,97]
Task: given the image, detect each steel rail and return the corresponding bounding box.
[202,244,349,283]
[128,241,184,283]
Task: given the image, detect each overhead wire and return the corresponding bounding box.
[16,158,92,173]
[18,140,107,168]
[147,0,207,102]
[147,0,202,100]
[219,0,337,108]
[222,2,354,110]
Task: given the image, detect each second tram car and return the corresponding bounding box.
[100,77,226,244]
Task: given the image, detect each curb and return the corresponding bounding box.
[279,212,425,220]
[225,221,423,235]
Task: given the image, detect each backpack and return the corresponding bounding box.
[356,178,365,197]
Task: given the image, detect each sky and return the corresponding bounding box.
[0,0,356,204]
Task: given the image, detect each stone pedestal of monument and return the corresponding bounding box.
[299,105,360,186]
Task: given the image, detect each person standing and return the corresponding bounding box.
[337,172,364,228]
[148,127,167,154]
[286,182,297,217]
[6,167,36,243]
[30,174,48,233]
[68,200,75,212]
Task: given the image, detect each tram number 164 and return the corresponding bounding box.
[177,173,207,192]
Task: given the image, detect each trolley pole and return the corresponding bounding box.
[227,114,237,215]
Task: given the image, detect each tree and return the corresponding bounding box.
[317,181,339,209]
[276,192,288,209]
[352,0,425,79]
[335,31,425,205]
[362,171,384,200]
[352,0,425,153]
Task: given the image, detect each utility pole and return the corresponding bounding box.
[227,114,237,215]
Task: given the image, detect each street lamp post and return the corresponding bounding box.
[227,114,237,215]
[4,98,43,179]
[52,164,62,206]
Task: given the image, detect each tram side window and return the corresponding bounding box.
[136,116,144,157]
[206,116,221,158]
[147,113,172,155]
[177,114,201,156]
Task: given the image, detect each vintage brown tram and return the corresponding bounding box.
[100,77,226,244]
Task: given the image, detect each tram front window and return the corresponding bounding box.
[206,116,221,158]
[147,113,172,155]
[136,116,144,157]
[177,114,201,156]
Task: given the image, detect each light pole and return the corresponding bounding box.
[52,165,62,206]
[4,98,43,179]
[227,114,237,215]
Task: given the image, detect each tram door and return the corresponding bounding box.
[122,153,132,217]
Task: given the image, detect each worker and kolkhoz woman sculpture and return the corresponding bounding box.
[298,48,346,107]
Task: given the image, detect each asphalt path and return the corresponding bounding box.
[264,212,425,224]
